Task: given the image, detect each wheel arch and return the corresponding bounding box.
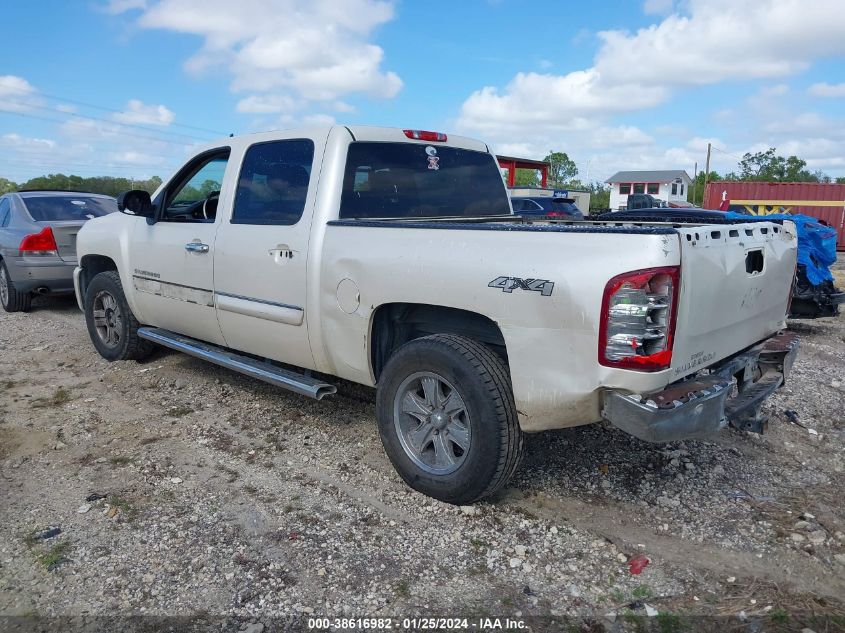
[369,302,508,383]
[78,254,119,306]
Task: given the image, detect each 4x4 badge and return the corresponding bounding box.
[488,276,554,297]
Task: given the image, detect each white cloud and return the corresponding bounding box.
[459,69,666,136]
[808,82,845,97]
[643,0,674,15]
[236,94,302,114]
[460,0,845,138]
[113,0,402,110]
[0,75,39,112]
[596,0,845,87]
[113,99,175,126]
[0,133,56,151]
[457,0,845,181]
[758,83,790,97]
[103,0,148,13]
[301,113,336,126]
[106,150,165,165]
[331,100,355,113]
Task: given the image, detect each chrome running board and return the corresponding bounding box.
[138,327,337,400]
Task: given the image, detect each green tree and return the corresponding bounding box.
[0,177,17,194]
[513,168,539,187]
[586,182,610,211]
[199,179,221,197]
[143,176,162,193]
[738,148,820,182]
[689,170,721,206]
[16,173,163,196]
[543,151,578,187]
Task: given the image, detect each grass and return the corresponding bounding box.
[656,612,685,633]
[109,456,132,466]
[217,464,239,483]
[22,530,41,548]
[108,495,138,523]
[31,387,72,408]
[36,541,71,570]
[395,580,411,598]
[166,405,194,417]
[610,589,626,604]
[633,584,653,599]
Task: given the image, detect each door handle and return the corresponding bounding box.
[185,242,210,253]
[268,244,293,263]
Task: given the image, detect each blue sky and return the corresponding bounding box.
[2,0,844,183]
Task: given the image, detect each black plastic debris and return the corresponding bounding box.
[85,493,106,502]
[784,409,807,428]
[37,527,61,540]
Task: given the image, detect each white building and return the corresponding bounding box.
[606,170,692,211]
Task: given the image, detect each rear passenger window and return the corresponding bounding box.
[233,139,314,225]
[0,198,10,227]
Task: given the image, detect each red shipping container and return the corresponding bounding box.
[703,181,845,250]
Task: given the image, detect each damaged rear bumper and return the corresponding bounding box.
[601,330,799,443]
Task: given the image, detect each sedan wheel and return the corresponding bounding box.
[0,266,9,306]
[0,260,32,312]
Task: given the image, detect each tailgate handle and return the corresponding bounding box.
[746,249,764,274]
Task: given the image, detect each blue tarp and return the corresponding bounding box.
[725,212,838,285]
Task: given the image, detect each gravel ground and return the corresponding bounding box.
[1,288,843,632]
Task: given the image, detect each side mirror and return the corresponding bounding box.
[117,190,155,219]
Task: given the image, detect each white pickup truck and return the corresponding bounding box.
[74,125,799,504]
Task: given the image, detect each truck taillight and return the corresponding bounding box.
[20,226,58,256]
[403,129,447,142]
[599,266,680,372]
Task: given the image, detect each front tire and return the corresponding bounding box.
[84,271,153,361]
[376,334,523,504]
[0,260,32,313]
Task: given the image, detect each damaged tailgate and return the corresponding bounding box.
[669,220,797,380]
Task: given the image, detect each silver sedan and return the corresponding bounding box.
[0,191,117,312]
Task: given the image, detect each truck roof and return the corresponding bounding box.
[195,125,490,154]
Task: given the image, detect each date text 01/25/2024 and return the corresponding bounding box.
[307,617,527,630]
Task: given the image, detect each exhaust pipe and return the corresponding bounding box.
[33,286,50,295]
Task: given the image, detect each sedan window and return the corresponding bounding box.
[22,196,117,221]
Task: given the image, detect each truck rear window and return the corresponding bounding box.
[340,142,511,219]
[22,196,117,221]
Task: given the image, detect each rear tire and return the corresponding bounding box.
[376,334,523,504]
[0,260,32,313]
[84,271,153,361]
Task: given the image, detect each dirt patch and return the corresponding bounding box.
[0,294,843,627]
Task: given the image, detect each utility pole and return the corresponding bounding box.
[703,143,712,207]
[692,161,698,206]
